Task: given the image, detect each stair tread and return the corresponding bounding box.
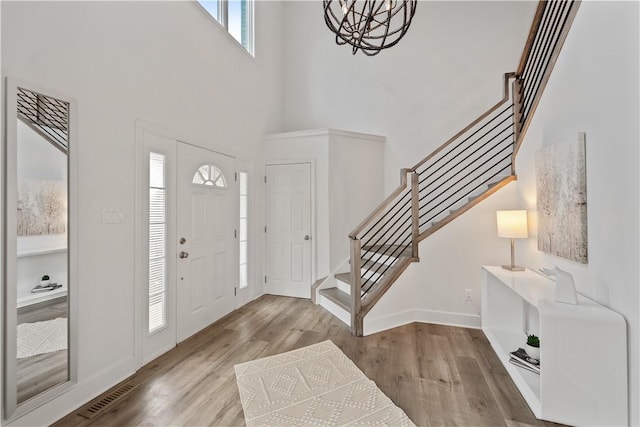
[319,287,351,312]
[335,272,351,285]
[336,257,403,296]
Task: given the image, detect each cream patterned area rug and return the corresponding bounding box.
[234,340,415,426]
[17,317,67,359]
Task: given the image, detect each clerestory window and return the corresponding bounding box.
[196,0,254,55]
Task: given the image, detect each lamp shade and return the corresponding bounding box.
[496,210,528,239]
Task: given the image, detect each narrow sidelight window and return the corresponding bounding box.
[149,152,167,333]
[239,171,248,289]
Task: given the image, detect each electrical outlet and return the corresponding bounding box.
[464,288,473,301]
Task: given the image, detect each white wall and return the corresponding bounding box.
[328,133,385,270]
[264,129,385,279]
[513,2,639,423]
[283,0,536,192]
[1,1,284,424]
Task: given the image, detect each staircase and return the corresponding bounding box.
[315,0,581,336]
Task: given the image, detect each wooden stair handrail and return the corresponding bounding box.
[516,1,548,76]
[349,168,410,239]
[411,72,515,172]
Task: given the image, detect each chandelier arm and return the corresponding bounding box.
[353,0,371,47]
[383,8,392,47]
[365,0,416,45]
[323,1,341,32]
[370,1,386,19]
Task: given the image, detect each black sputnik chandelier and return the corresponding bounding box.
[323,0,418,56]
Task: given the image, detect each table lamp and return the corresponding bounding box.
[496,210,528,271]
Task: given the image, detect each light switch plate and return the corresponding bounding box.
[102,208,125,224]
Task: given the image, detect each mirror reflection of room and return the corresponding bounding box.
[15,88,69,404]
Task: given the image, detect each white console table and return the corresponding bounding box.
[481,266,627,426]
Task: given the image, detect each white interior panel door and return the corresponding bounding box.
[177,142,236,342]
[265,163,312,298]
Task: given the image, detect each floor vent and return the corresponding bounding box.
[77,382,139,419]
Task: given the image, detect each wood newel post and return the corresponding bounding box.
[410,172,419,259]
[512,77,524,174]
[350,237,363,336]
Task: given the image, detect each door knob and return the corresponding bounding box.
[179,251,189,259]
[304,235,311,241]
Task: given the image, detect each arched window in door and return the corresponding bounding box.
[192,164,227,188]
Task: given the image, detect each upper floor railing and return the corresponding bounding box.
[514,0,581,155]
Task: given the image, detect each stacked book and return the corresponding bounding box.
[509,348,540,374]
[31,282,62,293]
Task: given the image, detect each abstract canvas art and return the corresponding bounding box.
[17,179,66,236]
[535,133,588,264]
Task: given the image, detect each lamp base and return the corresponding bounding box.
[502,264,525,272]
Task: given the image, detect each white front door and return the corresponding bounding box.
[140,128,238,364]
[265,163,312,298]
[176,142,236,342]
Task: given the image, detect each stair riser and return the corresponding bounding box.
[319,295,350,327]
[334,278,368,298]
[336,268,384,290]
[334,279,351,295]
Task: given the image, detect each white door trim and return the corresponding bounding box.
[134,120,179,368]
[263,160,316,297]
[134,120,240,369]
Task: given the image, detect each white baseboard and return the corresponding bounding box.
[363,309,415,336]
[363,308,481,336]
[413,308,481,329]
[7,355,136,427]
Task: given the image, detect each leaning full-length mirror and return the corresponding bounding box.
[4,80,74,418]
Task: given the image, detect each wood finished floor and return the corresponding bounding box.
[17,296,68,403]
[54,295,561,427]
